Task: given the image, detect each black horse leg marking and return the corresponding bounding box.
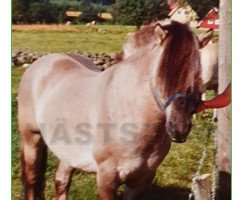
[21,130,47,200]
[123,171,156,200]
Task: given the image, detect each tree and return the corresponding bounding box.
[113,0,143,27]
[92,0,115,4]
[113,0,168,28]
[80,0,100,22]
[12,0,83,24]
[13,0,25,23]
[12,0,31,23]
[144,0,169,24]
[185,0,219,19]
[39,0,60,23]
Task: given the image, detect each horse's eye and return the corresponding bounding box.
[175,98,186,108]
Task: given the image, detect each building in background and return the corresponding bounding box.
[167,0,199,28]
[65,11,82,23]
[98,13,113,20]
[198,7,219,30]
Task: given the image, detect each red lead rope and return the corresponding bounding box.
[196,83,231,113]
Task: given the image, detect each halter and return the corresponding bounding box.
[151,86,192,111]
[162,93,187,110]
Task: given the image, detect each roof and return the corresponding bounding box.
[198,7,219,30]
[65,11,82,18]
[98,13,113,20]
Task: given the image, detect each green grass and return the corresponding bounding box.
[12,25,136,54]
[12,25,216,200]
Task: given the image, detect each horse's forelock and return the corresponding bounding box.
[159,21,201,95]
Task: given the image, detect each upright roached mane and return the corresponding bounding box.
[18,20,205,200]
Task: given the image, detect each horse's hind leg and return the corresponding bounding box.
[21,129,47,200]
[55,161,75,200]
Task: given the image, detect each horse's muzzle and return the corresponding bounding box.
[166,123,192,143]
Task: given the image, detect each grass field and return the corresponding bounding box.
[12,25,135,53]
[12,25,216,200]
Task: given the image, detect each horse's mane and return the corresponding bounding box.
[122,21,201,96]
[131,21,201,95]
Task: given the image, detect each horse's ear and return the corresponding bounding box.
[154,24,167,45]
[197,30,213,48]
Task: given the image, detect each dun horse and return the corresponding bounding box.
[198,30,219,120]
[199,31,218,93]
[18,20,213,200]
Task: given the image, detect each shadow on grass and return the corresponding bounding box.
[118,184,193,200]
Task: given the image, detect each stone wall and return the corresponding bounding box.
[12,50,122,71]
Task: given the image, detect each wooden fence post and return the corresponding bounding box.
[193,174,212,200]
[217,0,231,199]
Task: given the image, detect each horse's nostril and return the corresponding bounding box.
[170,132,186,143]
[174,132,182,140]
[169,121,174,128]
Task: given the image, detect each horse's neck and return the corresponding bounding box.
[148,47,169,103]
[111,46,166,111]
[102,47,161,96]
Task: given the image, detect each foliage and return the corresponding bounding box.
[12,0,220,25]
[12,0,25,23]
[112,0,144,28]
[144,0,169,24]
[184,0,219,19]
[79,0,101,22]
[112,0,168,28]
[92,0,115,5]
[27,1,60,23]
[12,0,110,24]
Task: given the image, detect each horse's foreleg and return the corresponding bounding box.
[55,161,75,200]
[21,130,47,200]
[123,171,156,200]
[96,164,120,200]
[123,185,147,200]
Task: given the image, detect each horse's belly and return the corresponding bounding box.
[41,129,98,172]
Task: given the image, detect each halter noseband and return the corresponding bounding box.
[162,93,187,110]
[151,86,192,111]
